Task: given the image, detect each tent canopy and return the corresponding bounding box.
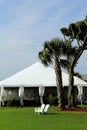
[0,62,87,87]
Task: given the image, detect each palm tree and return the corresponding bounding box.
[38,38,65,109]
[61,17,87,107]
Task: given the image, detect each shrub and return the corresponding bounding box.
[48,93,54,105]
[7,96,16,106]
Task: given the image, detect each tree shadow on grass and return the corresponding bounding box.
[44,112,60,115]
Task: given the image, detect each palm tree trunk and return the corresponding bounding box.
[68,67,76,108]
[54,57,65,109]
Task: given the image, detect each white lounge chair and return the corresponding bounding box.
[35,104,45,114]
[43,104,50,114]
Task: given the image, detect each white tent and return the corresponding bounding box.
[0,62,87,105]
[0,62,87,87]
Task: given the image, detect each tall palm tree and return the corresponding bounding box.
[38,38,65,109]
[61,17,87,107]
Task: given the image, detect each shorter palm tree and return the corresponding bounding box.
[39,38,65,109]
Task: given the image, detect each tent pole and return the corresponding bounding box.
[20,97,24,106]
[40,96,43,105]
[80,86,83,106]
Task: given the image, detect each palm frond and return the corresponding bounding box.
[60,59,68,69]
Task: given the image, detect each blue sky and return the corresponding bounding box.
[0,0,87,80]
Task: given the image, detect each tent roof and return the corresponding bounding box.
[0,62,87,87]
[74,76,87,86]
[0,62,57,87]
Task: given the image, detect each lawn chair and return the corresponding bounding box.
[35,104,45,114]
[43,104,50,114]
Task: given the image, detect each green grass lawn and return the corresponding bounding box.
[0,106,87,130]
